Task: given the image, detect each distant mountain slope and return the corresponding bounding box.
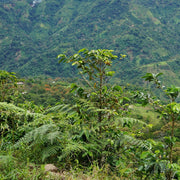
[0,0,179,85]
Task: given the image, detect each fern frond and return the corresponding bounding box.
[85,142,102,155]
[0,102,44,127]
[58,141,88,161]
[47,131,61,144]
[42,145,62,162]
[0,102,25,112]
[44,104,76,115]
[0,155,15,165]
[14,124,59,148]
[115,117,147,127]
[120,134,151,151]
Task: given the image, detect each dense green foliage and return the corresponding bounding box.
[0,70,18,102]
[21,76,71,106]
[0,0,180,86]
[0,47,180,179]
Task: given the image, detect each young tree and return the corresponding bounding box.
[58,49,127,123]
[142,73,180,179]
[57,49,150,169]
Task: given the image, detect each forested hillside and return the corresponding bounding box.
[0,0,179,85]
[0,49,180,179]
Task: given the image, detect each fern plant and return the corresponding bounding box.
[14,124,63,163]
[0,102,52,147]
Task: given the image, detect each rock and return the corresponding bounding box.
[44,164,58,172]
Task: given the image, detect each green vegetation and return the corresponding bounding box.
[0,48,180,179]
[0,1,180,179]
[0,0,180,86]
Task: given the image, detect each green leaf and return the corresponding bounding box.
[172,103,180,113]
[165,86,180,99]
[78,48,88,53]
[123,97,130,102]
[73,54,79,58]
[142,73,154,82]
[91,92,97,96]
[138,165,144,171]
[140,151,150,159]
[102,86,107,94]
[155,150,160,154]
[106,71,115,76]
[72,62,78,66]
[57,54,67,63]
[70,83,78,93]
[113,85,122,92]
[77,87,84,97]
[142,73,163,82]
